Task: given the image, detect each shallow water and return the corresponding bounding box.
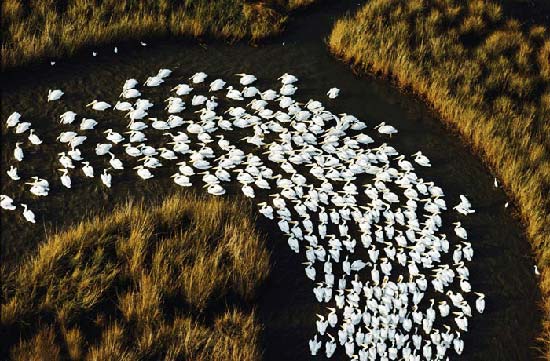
[0,1,540,360]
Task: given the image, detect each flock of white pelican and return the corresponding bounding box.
[2,68,485,360]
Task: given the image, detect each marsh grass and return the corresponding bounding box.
[329,0,550,355]
[1,192,269,360]
[0,0,316,69]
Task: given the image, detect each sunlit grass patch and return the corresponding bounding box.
[0,0,316,69]
[1,192,269,360]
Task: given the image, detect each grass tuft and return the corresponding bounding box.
[1,192,269,360]
[0,0,319,69]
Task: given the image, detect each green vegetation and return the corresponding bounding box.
[1,193,270,360]
[329,0,550,355]
[0,0,316,69]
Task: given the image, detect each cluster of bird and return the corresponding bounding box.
[2,68,486,360]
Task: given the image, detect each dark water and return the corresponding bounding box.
[0,1,540,360]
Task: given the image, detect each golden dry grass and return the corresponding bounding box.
[1,192,269,360]
[329,0,550,356]
[0,0,316,69]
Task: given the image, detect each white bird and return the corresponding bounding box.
[13,143,24,161]
[101,169,112,188]
[95,143,112,156]
[82,162,94,178]
[48,89,64,101]
[15,122,31,134]
[28,129,42,145]
[190,72,208,83]
[108,152,124,170]
[123,78,138,90]
[86,100,111,111]
[7,166,20,180]
[279,73,298,84]
[6,112,21,127]
[134,166,154,180]
[172,84,193,95]
[375,122,398,136]
[80,117,98,130]
[309,335,322,356]
[1,195,16,210]
[58,169,72,188]
[59,111,77,124]
[145,76,164,87]
[453,222,468,240]
[475,293,485,314]
[236,73,257,86]
[327,88,340,99]
[21,203,36,223]
[105,129,124,144]
[209,78,226,91]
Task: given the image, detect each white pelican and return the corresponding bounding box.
[47,89,64,101]
[101,169,112,188]
[13,143,24,161]
[58,169,72,188]
[236,73,257,85]
[6,112,21,127]
[375,122,398,136]
[82,162,94,177]
[21,204,36,223]
[190,72,207,83]
[1,195,16,210]
[7,165,20,180]
[59,111,77,124]
[86,100,111,111]
[327,88,340,99]
[134,166,154,180]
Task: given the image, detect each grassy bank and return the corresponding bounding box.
[1,0,316,69]
[329,0,549,355]
[1,193,270,360]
